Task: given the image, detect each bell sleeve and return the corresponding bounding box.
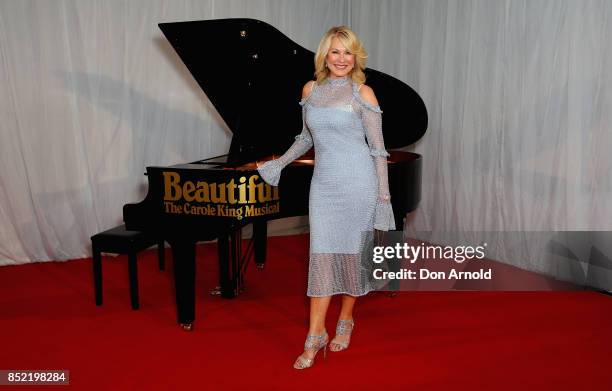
[358,96,396,231]
[257,104,313,186]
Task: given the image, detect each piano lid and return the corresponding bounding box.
[158,18,427,155]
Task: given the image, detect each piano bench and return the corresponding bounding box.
[91,224,165,310]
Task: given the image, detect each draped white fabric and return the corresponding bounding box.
[354,0,612,231]
[352,0,612,288]
[1,0,611,288]
[0,0,347,264]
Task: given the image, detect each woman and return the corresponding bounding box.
[257,26,395,369]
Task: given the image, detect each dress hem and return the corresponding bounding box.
[307,289,372,298]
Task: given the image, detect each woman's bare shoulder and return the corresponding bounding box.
[302,80,315,99]
[358,84,379,107]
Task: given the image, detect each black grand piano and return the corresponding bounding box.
[123,19,427,330]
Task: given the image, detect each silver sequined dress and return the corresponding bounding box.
[257,76,395,297]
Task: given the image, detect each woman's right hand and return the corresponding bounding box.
[257,159,283,186]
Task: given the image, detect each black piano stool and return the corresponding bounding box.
[91,224,165,310]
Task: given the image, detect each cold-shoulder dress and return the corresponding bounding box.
[257,76,395,297]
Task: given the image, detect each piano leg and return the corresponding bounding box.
[232,228,244,294]
[92,244,103,306]
[167,237,196,330]
[253,221,267,269]
[217,234,237,298]
[217,227,249,297]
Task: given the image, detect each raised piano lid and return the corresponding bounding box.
[158,18,428,162]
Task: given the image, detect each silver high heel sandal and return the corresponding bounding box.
[293,331,328,369]
[330,319,354,352]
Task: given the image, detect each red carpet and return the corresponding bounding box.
[1,234,611,390]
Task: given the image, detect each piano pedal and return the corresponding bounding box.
[256,263,265,270]
[210,286,222,296]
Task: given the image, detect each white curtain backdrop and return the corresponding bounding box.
[353,0,612,232]
[351,0,612,288]
[1,0,611,289]
[0,0,347,264]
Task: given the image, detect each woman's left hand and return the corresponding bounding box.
[378,193,391,203]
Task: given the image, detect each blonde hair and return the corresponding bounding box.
[314,26,367,85]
